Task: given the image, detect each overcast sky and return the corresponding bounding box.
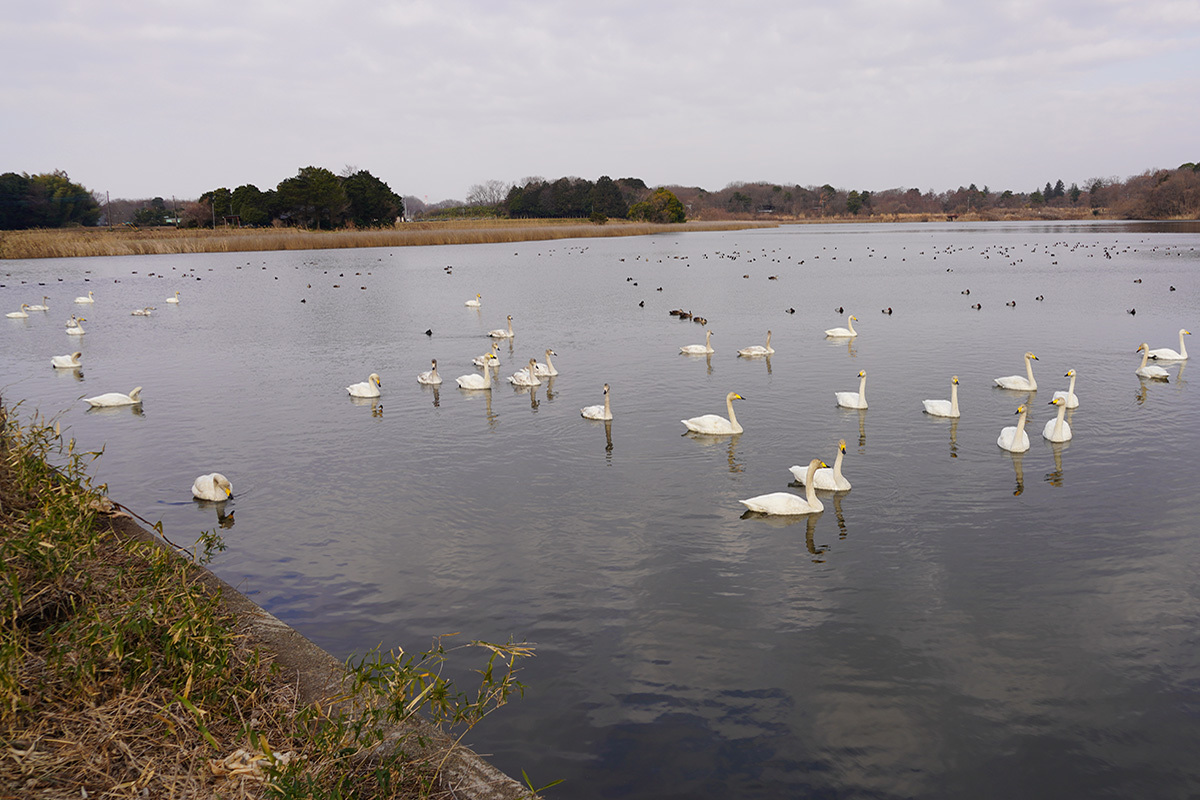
[3,0,1198,203]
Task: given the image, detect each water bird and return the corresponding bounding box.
[1135,344,1169,380]
[790,440,851,491]
[835,306,844,314]
[997,405,1031,452]
[425,329,433,336]
[825,315,858,337]
[580,383,613,420]
[1053,370,1080,408]
[1042,398,1073,442]
[972,303,982,309]
[166,291,180,304]
[416,359,442,385]
[347,373,382,397]
[922,375,960,418]
[1006,300,1016,307]
[680,330,715,355]
[994,352,1038,391]
[1127,308,1136,315]
[465,293,482,307]
[741,459,827,515]
[192,473,233,501]
[882,307,892,314]
[508,358,542,387]
[532,349,559,377]
[74,291,95,303]
[65,318,86,335]
[27,296,50,311]
[51,351,82,369]
[473,341,502,367]
[6,303,29,318]
[681,392,744,434]
[737,331,774,357]
[962,289,970,295]
[84,387,142,407]
[1035,295,1044,301]
[488,315,515,338]
[457,355,497,389]
[785,308,795,314]
[1146,329,1190,360]
[835,370,868,409]
[130,307,155,316]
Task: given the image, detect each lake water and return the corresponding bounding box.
[3,220,1199,799]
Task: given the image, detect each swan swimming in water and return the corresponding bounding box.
[1135,343,1169,380]
[457,355,497,389]
[922,375,960,417]
[51,351,82,369]
[74,291,95,304]
[347,373,382,397]
[508,358,542,387]
[835,370,868,409]
[680,329,714,355]
[1042,397,1073,442]
[1147,329,1190,361]
[1052,369,1080,409]
[65,318,86,335]
[6,303,30,319]
[473,341,502,367]
[465,293,482,307]
[682,392,744,434]
[27,296,50,311]
[790,440,851,491]
[825,315,858,338]
[166,291,180,304]
[488,315,515,338]
[416,359,442,385]
[997,404,1031,452]
[192,473,233,501]
[737,330,774,357]
[532,349,558,376]
[580,383,613,420]
[84,387,142,407]
[130,306,155,316]
[994,352,1039,391]
[741,459,828,515]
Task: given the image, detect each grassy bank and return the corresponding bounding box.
[0,219,773,260]
[0,400,537,799]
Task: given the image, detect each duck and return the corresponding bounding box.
[165,291,180,304]
[192,473,233,501]
[997,405,1031,452]
[50,351,82,369]
[824,315,858,337]
[835,370,868,409]
[508,358,542,387]
[922,375,960,418]
[464,293,482,307]
[416,359,442,385]
[6,303,30,318]
[737,330,774,357]
[740,459,827,515]
[971,303,982,310]
[1052,370,1079,409]
[681,392,744,434]
[994,352,1038,391]
[473,341,502,367]
[74,291,95,304]
[457,355,497,389]
[680,329,715,355]
[1135,343,1169,380]
[580,383,613,420]
[65,318,86,335]
[488,315,514,338]
[27,296,50,311]
[1042,397,1072,442]
[531,349,558,376]
[1146,329,1190,361]
[346,373,382,397]
[1006,300,1016,307]
[83,387,142,407]
[790,440,851,491]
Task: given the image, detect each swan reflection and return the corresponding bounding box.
[1045,441,1067,487]
[1009,451,1025,496]
[739,511,828,561]
[949,418,959,458]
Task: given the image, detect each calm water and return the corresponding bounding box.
[3,221,1200,798]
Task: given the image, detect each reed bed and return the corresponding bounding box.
[0,219,774,260]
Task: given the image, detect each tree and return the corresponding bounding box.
[133,197,170,226]
[846,190,863,216]
[0,171,100,229]
[628,188,686,223]
[199,187,233,226]
[466,180,511,206]
[342,170,403,227]
[276,166,347,229]
[231,184,274,227]
[590,176,627,218]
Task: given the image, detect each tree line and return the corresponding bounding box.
[0,171,100,229]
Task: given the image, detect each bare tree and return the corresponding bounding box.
[466,179,513,206]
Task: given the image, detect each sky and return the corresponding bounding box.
[3,0,1198,204]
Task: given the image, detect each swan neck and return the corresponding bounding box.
[832,448,844,479]
[1067,373,1075,394]
[1138,349,1149,369]
[950,381,959,414]
[603,391,611,416]
[1015,409,1028,435]
[858,373,867,401]
[1180,331,1189,358]
[1054,402,1067,435]
[726,395,739,429]
[805,461,819,506]
[1025,357,1036,388]
[847,317,856,335]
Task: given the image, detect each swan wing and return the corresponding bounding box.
[740,492,817,515]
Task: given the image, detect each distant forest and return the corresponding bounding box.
[2,162,1199,231]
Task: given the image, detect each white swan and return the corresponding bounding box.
[923,375,960,417]
[416,358,442,385]
[26,296,50,311]
[1135,343,1169,380]
[130,306,155,316]
[473,341,502,367]
[835,370,868,409]
[508,358,542,387]
[488,315,514,338]
[166,291,180,304]
[465,293,482,307]
[790,439,851,491]
[346,373,382,397]
[192,473,233,501]
[1042,397,1073,442]
[65,318,86,335]
[457,355,497,389]
[74,291,95,304]
[1147,329,1190,361]
[741,459,827,515]
[84,386,142,407]
[825,315,858,338]
[682,392,744,434]
[680,329,714,355]
[737,330,774,357]
[532,349,558,376]
[580,383,613,420]
[994,351,1038,391]
[51,351,82,369]
[6,303,30,318]
[997,404,1031,453]
[1052,369,1079,409]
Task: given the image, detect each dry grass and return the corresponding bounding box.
[0,219,774,260]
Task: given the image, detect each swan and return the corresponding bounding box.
[1042,397,1073,442]
[741,459,828,515]
[130,306,155,316]
[74,291,95,304]
[1147,329,1191,361]
[26,296,50,311]
[51,351,82,369]
[825,315,858,338]
[488,315,514,338]
[1052,369,1079,409]
[192,473,233,501]
[473,341,502,367]
[682,392,744,434]
[416,359,442,385]
[738,330,774,357]
[994,352,1038,391]
[790,440,851,491]
[508,358,542,386]
[580,383,613,420]
[166,291,180,304]
[922,375,960,417]
[465,293,482,307]
[83,386,142,407]
[346,373,382,397]
[6,303,30,318]
[65,318,86,335]
[835,370,868,409]
[457,355,497,389]
[680,329,714,354]
[1135,343,1169,380]
[532,349,558,376]
[997,404,1030,453]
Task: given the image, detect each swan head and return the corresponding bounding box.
[212,474,233,498]
[507,314,513,321]
[1014,404,1026,415]
[369,373,382,387]
[838,439,847,454]
[71,351,82,360]
[727,392,744,402]
[546,349,556,356]
[952,375,959,384]
[1184,330,1193,336]
[1048,397,1065,407]
[1136,343,1149,353]
[1025,352,1038,361]
[1064,369,1075,377]
[850,315,858,322]
[603,383,610,394]
[857,370,866,378]
[431,359,437,368]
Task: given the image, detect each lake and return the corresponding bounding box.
[3,220,1199,799]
